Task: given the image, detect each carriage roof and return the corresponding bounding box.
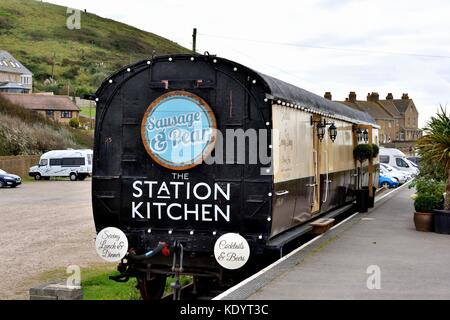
[95,54,377,126]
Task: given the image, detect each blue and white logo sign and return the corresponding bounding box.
[141,91,217,170]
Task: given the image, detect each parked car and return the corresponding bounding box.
[380,167,403,185]
[405,158,419,171]
[29,149,93,181]
[379,175,399,189]
[0,169,22,188]
[379,147,418,176]
[380,163,410,183]
[407,156,421,166]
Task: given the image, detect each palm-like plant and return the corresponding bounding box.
[416,106,450,210]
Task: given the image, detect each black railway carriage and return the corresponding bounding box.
[92,54,378,298]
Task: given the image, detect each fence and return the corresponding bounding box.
[0,155,40,178]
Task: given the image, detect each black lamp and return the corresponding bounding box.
[363,129,369,142]
[356,128,363,141]
[310,116,337,142]
[316,121,326,141]
[328,123,337,142]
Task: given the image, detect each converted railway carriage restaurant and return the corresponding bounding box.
[91,54,379,299]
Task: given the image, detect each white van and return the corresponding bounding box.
[379,147,419,176]
[29,149,93,181]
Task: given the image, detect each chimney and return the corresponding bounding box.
[349,91,357,102]
[402,93,409,100]
[386,93,393,100]
[367,92,379,102]
[324,92,332,100]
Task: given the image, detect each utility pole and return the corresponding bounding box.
[192,28,197,53]
[51,52,56,80]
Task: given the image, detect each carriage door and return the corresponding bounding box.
[310,114,322,214]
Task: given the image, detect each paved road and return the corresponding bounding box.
[0,180,104,299]
[246,186,450,299]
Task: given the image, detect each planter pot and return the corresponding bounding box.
[433,210,450,234]
[356,189,369,213]
[363,186,376,208]
[414,212,434,232]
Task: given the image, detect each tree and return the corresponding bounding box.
[416,106,450,210]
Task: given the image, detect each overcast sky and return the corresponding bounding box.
[48,0,450,127]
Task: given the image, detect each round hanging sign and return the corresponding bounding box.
[141,91,217,170]
[214,233,250,270]
[95,227,128,262]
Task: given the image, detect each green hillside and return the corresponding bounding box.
[0,0,189,95]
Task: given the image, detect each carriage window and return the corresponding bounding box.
[379,155,389,164]
[395,157,409,168]
[49,159,62,166]
[39,159,48,166]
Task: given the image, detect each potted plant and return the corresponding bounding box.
[416,106,450,234]
[371,144,379,158]
[410,174,445,232]
[353,143,373,212]
[413,194,438,232]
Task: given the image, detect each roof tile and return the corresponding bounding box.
[0,50,33,75]
[1,93,80,111]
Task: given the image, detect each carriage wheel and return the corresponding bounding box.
[137,275,167,300]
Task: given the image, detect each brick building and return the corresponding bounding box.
[325,92,422,147]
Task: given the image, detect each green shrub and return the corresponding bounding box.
[0,14,15,34]
[411,177,445,199]
[75,85,93,97]
[414,194,441,213]
[62,66,80,79]
[69,117,80,129]
[416,106,450,210]
[353,144,372,162]
[371,144,379,158]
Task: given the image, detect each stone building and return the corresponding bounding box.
[324,92,422,148]
[2,93,79,124]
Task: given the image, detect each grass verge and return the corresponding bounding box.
[32,264,192,300]
[80,107,96,118]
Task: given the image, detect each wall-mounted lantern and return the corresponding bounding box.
[311,116,337,142]
[353,126,370,143]
[316,121,326,141]
[328,123,338,142]
[363,129,369,143]
[356,128,363,142]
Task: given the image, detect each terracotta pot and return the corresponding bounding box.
[414,212,434,232]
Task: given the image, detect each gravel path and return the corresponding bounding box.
[0,180,106,299]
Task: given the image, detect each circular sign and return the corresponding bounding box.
[95,227,128,262]
[141,91,217,170]
[214,233,250,270]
